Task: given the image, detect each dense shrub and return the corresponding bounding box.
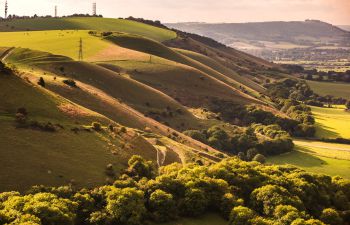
[63,79,77,87]
[1,156,350,225]
[252,154,266,164]
[92,122,102,131]
[37,77,45,87]
[183,130,207,143]
[148,189,176,222]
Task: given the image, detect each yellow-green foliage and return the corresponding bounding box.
[307,80,350,99]
[311,106,350,139]
[0,17,176,42]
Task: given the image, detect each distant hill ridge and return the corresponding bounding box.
[166,20,350,45]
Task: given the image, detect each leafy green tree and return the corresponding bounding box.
[106,187,146,225]
[37,77,45,87]
[291,218,325,225]
[220,193,243,219]
[180,188,208,216]
[320,208,343,225]
[273,205,305,225]
[183,130,207,144]
[246,148,259,161]
[253,154,266,164]
[251,185,303,216]
[148,189,176,222]
[126,155,156,180]
[229,206,255,225]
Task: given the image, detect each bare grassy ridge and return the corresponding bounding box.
[0,17,176,42]
[104,33,262,104]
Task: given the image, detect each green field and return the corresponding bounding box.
[268,140,350,179]
[0,17,176,42]
[0,30,111,60]
[307,80,350,99]
[311,106,350,139]
[152,214,227,225]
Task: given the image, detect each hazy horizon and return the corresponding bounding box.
[2,0,350,25]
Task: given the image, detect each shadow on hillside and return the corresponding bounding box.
[315,121,340,138]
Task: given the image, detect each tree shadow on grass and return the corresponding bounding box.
[270,149,328,168]
[315,122,340,138]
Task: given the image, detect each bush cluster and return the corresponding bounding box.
[184,124,293,159]
[208,100,315,138]
[1,155,349,225]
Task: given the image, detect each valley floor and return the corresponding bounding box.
[268,139,350,179]
[311,106,350,139]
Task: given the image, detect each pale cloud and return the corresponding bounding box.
[2,0,350,24]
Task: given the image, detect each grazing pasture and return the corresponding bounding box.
[311,106,350,139]
[307,80,350,99]
[268,139,350,179]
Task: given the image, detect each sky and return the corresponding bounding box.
[3,0,350,25]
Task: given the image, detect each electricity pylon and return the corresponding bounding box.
[78,38,83,61]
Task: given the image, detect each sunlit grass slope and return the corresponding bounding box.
[99,59,255,108]
[0,30,110,60]
[307,80,350,99]
[268,140,350,179]
[105,33,260,104]
[311,106,350,139]
[0,71,139,192]
[0,17,176,42]
[6,48,204,131]
[175,48,266,95]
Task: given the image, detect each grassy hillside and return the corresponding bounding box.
[311,106,350,139]
[0,30,150,61]
[307,80,350,99]
[175,48,265,96]
[5,48,206,131]
[105,33,261,104]
[99,58,255,109]
[0,17,176,42]
[0,30,108,60]
[0,70,161,192]
[268,140,350,179]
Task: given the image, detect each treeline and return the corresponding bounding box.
[266,79,320,137]
[1,155,349,225]
[208,100,315,137]
[124,17,168,29]
[184,124,293,161]
[283,64,350,83]
[266,77,348,107]
[0,14,102,21]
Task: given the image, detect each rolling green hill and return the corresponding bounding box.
[3,16,346,196]
[0,17,176,42]
[104,33,263,103]
[0,69,159,192]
